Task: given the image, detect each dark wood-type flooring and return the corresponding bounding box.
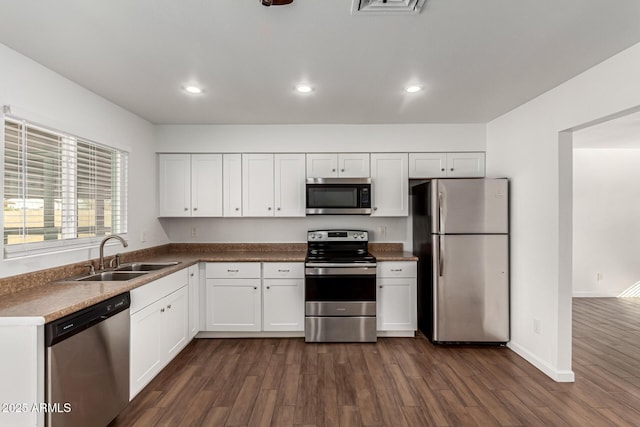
[111,298,640,426]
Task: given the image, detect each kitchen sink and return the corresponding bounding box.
[115,261,180,272]
[76,271,148,282]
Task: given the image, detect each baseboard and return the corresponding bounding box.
[507,341,575,383]
[572,291,617,298]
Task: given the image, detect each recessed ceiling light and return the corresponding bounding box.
[184,85,203,94]
[405,85,422,93]
[295,84,313,94]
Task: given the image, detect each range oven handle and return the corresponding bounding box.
[305,266,377,276]
[305,263,377,268]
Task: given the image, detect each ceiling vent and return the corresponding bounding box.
[351,0,426,15]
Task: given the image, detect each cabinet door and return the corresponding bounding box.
[223,153,242,217]
[263,278,304,331]
[161,286,189,361]
[191,154,223,217]
[205,279,261,331]
[188,265,200,339]
[242,154,274,216]
[447,152,485,177]
[338,153,370,177]
[408,153,447,178]
[130,298,164,398]
[306,153,338,178]
[377,278,416,331]
[158,154,191,217]
[274,154,306,217]
[370,153,408,217]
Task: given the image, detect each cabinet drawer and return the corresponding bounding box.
[377,262,417,278]
[262,262,304,279]
[205,262,261,279]
[130,269,189,314]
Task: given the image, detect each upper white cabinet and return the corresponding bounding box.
[242,153,305,217]
[243,154,275,217]
[158,153,223,217]
[370,153,409,217]
[223,154,242,217]
[274,154,306,217]
[409,152,485,178]
[306,153,370,178]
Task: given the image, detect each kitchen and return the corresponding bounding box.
[2,1,640,426]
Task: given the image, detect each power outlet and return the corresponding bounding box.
[377,226,387,237]
[140,230,147,243]
[191,226,198,238]
[596,272,603,281]
[533,319,541,334]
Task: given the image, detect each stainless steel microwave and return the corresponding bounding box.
[306,178,372,215]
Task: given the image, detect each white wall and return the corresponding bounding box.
[0,43,169,279]
[486,41,640,381]
[155,123,486,153]
[572,148,640,297]
[155,123,485,246]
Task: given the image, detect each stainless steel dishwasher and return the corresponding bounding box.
[45,292,130,427]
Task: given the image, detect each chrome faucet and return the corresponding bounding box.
[99,235,128,271]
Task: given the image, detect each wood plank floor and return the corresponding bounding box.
[111,298,640,426]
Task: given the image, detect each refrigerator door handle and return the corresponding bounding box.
[439,235,444,277]
[438,191,444,234]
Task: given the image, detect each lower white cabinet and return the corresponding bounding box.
[377,261,417,332]
[129,269,189,399]
[203,262,305,333]
[206,279,261,331]
[262,263,305,331]
[188,264,200,339]
[205,262,262,331]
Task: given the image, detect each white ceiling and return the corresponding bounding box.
[1,0,640,125]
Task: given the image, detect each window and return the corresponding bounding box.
[3,117,128,257]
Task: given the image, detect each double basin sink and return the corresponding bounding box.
[72,262,181,282]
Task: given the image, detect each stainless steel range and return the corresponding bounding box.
[304,229,377,342]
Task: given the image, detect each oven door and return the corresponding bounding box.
[305,265,376,301]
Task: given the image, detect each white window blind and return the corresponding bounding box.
[3,117,128,257]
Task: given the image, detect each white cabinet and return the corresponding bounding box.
[223,153,242,217]
[188,264,200,339]
[205,263,262,331]
[158,153,223,217]
[274,154,306,217]
[377,262,417,333]
[242,153,306,217]
[409,152,485,178]
[306,153,370,178]
[370,153,409,217]
[262,263,305,331]
[130,269,190,398]
[242,154,274,217]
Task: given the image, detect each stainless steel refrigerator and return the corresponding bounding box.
[412,178,509,344]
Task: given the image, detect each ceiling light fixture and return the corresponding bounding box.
[295,84,313,94]
[262,0,294,6]
[405,85,422,93]
[184,85,203,94]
